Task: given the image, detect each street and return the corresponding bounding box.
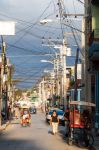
[0,112,88,150]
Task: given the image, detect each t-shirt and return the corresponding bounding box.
[51,115,58,123]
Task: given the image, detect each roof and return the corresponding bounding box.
[20,106,29,109]
[70,101,96,107]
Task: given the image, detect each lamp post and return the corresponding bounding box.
[41,37,67,110]
[56,40,67,110]
[40,14,82,110]
[41,58,60,101]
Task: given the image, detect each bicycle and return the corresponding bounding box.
[68,127,94,148]
[78,128,94,148]
[67,100,95,148]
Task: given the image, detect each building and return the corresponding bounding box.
[87,0,99,131]
[0,55,13,126]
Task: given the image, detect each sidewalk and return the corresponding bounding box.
[0,121,10,133]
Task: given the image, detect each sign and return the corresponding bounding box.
[67,48,72,56]
[3,74,7,82]
[70,101,96,107]
[0,21,15,35]
[77,64,82,79]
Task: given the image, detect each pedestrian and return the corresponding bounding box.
[50,110,59,135]
[14,106,19,119]
[7,105,11,120]
[64,108,70,137]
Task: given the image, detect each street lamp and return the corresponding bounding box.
[40,18,82,25]
[41,57,61,104]
[42,39,67,109]
[40,19,54,25]
[40,59,54,64]
[41,37,67,110]
[40,18,83,109]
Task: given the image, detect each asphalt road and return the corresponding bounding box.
[0,112,87,150]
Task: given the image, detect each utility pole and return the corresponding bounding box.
[84,0,91,102]
[54,55,60,97]
[60,38,67,110]
[1,36,8,121]
[57,0,67,110]
[41,78,46,112]
[74,48,79,101]
[81,17,86,101]
[41,39,62,106]
[38,82,42,104]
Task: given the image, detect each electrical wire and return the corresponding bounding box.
[15,64,49,83]
[77,0,84,5]
[62,2,84,57]
[0,0,84,89]
[4,0,54,54]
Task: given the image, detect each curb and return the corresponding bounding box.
[89,147,96,150]
[88,147,96,150]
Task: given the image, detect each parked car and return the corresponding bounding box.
[46,109,65,126]
[29,107,37,114]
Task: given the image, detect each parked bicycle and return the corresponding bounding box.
[68,128,94,147]
[67,101,95,148]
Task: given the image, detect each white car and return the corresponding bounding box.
[46,109,65,126]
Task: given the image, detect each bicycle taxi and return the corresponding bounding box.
[20,106,31,127]
[68,101,96,148]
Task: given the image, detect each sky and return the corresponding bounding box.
[0,0,84,89]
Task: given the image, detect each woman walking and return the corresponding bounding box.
[50,110,59,135]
